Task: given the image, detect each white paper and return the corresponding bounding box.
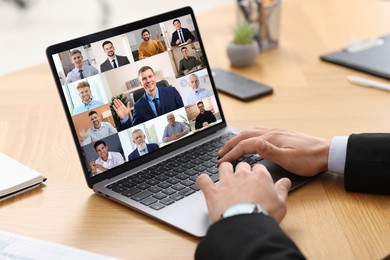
[0,230,119,260]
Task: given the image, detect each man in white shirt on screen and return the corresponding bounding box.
[90,140,124,176]
[162,113,189,142]
[65,50,98,84]
[186,74,212,105]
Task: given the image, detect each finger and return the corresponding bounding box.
[196,173,214,196]
[126,101,131,110]
[255,138,287,163]
[252,164,273,183]
[218,137,259,163]
[218,130,260,157]
[274,178,291,203]
[234,162,251,176]
[113,99,120,110]
[218,162,234,184]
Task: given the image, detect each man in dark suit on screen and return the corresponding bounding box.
[100,40,130,72]
[132,66,184,125]
[127,129,159,161]
[170,19,195,47]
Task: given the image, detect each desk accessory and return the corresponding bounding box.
[0,152,46,202]
[320,34,390,80]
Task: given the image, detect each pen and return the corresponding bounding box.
[347,75,390,92]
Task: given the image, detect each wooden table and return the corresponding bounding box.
[1,0,390,259]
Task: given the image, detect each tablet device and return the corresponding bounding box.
[212,68,273,101]
[320,34,390,80]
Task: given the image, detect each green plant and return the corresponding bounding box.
[178,115,191,131]
[232,22,256,45]
[110,94,128,127]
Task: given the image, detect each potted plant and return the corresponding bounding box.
[227,22,259,67]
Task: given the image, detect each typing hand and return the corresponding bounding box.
[218,127,330,177]
[196,162,291,223]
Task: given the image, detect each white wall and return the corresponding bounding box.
[0,0,231,75]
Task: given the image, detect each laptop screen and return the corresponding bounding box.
[46,7,226,188]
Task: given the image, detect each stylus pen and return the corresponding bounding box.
[347,75,390,92]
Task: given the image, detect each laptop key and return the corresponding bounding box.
[157,182,171,189]
[148,186,162,193]
[181,179,194,187]
[166,178,180,184]
[176,173,189,180]
[149,202,165,210]
[162,187,176,195]
[121,187,141,197]
[146,179,160,185]
[202,161,215,168]
[171,184,186,191]
[136,183,151,190]
[131,191,152,201]
[141,197,158,206]
[178,188,195,196]
[155,175,169,181]
[164,170,178,177]
[170,193,185,201]
[190,184,200,191]
[122,181,136,188]
[153,192,167,200]
[112,186,128,193]
[210,173,220,183]
[160,197,175,206]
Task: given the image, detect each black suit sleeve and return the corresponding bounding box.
[195,214,305,260]
[116,117,132,131]
[344,133,390,195]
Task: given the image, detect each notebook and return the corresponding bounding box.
[320,34,390,79]
[46,6,314,237]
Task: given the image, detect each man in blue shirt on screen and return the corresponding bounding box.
[73,81,104,115]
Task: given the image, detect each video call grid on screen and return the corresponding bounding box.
[48,9,225,182]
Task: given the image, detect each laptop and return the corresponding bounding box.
[46,6,313,237]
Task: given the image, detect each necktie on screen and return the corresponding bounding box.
[79,69,84,79]
[179,30,185,43]
[153,98,162,116]
[112,59,117,68]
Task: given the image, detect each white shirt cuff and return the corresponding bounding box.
[328,136,349,174]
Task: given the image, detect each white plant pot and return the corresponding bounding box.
[226,40,259,67]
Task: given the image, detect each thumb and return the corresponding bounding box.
[274,178,291,203]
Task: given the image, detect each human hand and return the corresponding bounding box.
[113,99,131,119]
[183,69,190,75]
[202,122,209,127]
[218,128,330,177]
[89,160,97,175]
[196,162,291,223]
[176,39,181,45]
[156,34,161,42]
[79,129,88,142]
[94,164,106,173]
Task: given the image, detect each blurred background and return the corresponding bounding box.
[0,0,231,75]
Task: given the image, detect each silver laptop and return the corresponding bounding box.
[46,6,313,237]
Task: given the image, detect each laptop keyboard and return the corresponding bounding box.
[105,132,264,210]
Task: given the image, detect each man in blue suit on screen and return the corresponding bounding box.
[128,129,159,161]
[132,66,184,125]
